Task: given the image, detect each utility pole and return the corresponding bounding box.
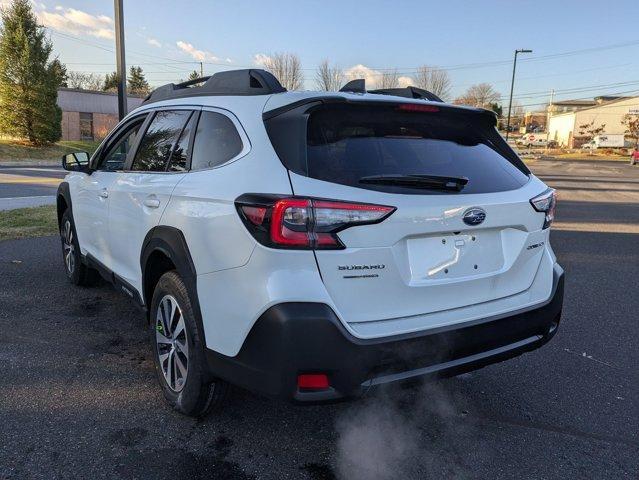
[506,48,532,141]
[199,61,203,77]
[114,0,127,121]
[545,89,554,154]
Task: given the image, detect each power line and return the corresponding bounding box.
[49,28,639,77]
[509,88,639,110]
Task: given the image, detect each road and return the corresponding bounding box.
[1,159,638,480]
[0,166,65,210]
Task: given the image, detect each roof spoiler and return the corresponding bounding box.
[339,78,443,102]
[142,69,286,104]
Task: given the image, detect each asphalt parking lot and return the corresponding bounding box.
[1,159,638,479]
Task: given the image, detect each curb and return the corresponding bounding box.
[0,161,60,168]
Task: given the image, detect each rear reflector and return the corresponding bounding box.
[297,374,330,390]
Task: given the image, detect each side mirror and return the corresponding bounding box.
[62,152,90,172]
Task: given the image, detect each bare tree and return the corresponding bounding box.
[414,66,451,101]
[67,71,104,91]
[454,83,500,109]
[512,101,524,118]
[622,113,639,148]
[578,120,606,153]
[376,69,399,89]
[259,52,303,90]
[314,60,343,91]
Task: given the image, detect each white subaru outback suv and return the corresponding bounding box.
[57,69,564,416]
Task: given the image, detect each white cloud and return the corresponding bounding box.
[147,37,161,48]
[176,41,220,62]
[344,65,416,89]
[344,64,382,88]
[398,76,413,88]
[38,6,114,40]
[253,53,272,67]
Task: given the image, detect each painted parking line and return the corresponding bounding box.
[552,222,639,234]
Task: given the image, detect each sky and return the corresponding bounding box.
[10,0,639,111]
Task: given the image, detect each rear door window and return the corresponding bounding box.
[190,111,243,170]
[268,103,529,195]
[131,110,192,172]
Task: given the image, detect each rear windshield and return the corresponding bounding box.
[267,103,529,195]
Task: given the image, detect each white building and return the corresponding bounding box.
[547,96,639,148]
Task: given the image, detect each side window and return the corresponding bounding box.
[131,110,192,172]
[191,111,243,170]
[97,117,146,171]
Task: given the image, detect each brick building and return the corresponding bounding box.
[57,88,144,141]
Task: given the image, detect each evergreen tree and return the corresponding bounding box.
[103,71,118,92]
[0,0,63,144]
[127,66,150,95]
[50,58,67,88]
[188,70,200,81]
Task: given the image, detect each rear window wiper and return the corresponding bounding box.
[359,174,469,191]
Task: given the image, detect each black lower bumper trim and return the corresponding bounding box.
[205,268,564,402]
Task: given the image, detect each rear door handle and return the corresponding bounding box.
[99,189,108,199]
[143,196,161,208]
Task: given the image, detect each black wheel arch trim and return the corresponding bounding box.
[56,181,72,228]
[140,226,207,345]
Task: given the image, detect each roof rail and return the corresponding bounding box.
[142,69,286,104]
[338,78,443,102]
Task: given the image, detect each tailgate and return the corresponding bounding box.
[291,172,548,324]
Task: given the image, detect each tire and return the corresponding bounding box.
[150,270,228,417]
[60,209,97,286]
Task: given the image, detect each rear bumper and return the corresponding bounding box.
[205,266,564,402]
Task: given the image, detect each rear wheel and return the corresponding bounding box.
[60,209,97,286]
[150,271,228,417]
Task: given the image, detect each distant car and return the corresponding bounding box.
[56,68,564,416]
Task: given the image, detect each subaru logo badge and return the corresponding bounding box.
[462,208,486,226]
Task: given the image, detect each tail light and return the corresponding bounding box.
[235,194,395,249]
[530,188,557,229]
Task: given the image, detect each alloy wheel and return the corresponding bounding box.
[155,295,189,392]
[62,220,75,274]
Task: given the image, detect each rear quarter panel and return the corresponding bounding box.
[159,103,293,276]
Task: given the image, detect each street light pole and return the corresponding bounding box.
[506,48,532,141]
[114,0,127,121]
